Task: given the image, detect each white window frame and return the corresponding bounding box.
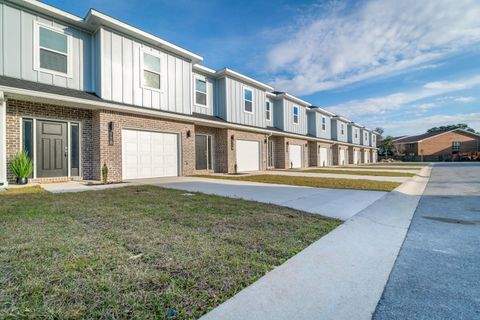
[355,129,358,139]
[194,75,208,108]
[321,116,326,131]
[340,123,344,135]
[140,48,163,92]
[33,21,73,78]
[265,101,271,121]
[243,87,254,114]
[293,105,299,125]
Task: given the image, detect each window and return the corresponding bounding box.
[35,23,71,75]
[195,77,207,106]
[142,51,161,90]
[341,124,344,135]
[244,88,253,113]
[452,141,461,151]
[268,140,274,167]
[265,101,271,121]
[71,123,80,176]
[354,129,358,139]
[22,119,34,159]
[365,132,368,141]
[293,106,299,124]
[321,116,326,131]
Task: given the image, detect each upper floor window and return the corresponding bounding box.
[244,88,253,113]
[365,132,368,141]
[354,129,358,139]
[195,77,207,106]
[265,101,271,121]
[321,116,326,131]
[340,124,344,135]
[35,23,71,76]
[142,51,161,90]
[452,141,461,151]
[293,106,299,124]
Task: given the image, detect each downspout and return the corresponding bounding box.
[265,131,273,171]
[0,91,7,188]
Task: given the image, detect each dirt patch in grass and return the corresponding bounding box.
[194,174,400,192]
[0,185,340,319]
[300,169,415,177]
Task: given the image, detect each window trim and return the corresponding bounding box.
[265,101,271,121]
[243,87,254,114]
[194,75,208,108]
[321,116,326,131]
[293,105,299,125]
[340,123,344,135]
[33,21,73,78]
[140,48,163,92]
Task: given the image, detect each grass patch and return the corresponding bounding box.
[301,169,415,177]
[0,186,46,195]
[338,166,422,171]
[194,174,400,192]
[0,185,340,319]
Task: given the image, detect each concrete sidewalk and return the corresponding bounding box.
[200,166,432,320]
[140,177,387,220]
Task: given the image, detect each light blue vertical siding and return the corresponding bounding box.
[332,119,348,142]
[361,129,370,146]
[272,99,284,130]
[192,70,215,115]
[0,1,92,91]
[307,111,316,136]
[282,98,308,135]
[309,111,332,140]
[348,125,361,144]
[215,78,227,119]
[99,27,192,114]
[223,77,266,128]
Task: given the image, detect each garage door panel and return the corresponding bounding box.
[236,140,260,172]
[122,129,179,180]
[319,147,328,167]
[289,145,303,168]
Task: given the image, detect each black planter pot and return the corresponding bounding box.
[16,177,28,185]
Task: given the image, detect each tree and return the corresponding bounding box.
[379,136,395,159]
[427,123,477,133]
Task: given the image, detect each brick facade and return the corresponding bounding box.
[227,129,268,173]
[418,131,479,156]
[348,146,362,165]
[332,144,349,165]
[5,99,94,183]
[309,141,333,167]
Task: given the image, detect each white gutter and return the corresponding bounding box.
[0,85,374,149]
[276,93,311,107]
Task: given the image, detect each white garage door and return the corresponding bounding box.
[122,129,178,180]
[319,147,328,167]
[353,150,359,164]
[339,149,346,165]
[236,140,260,172]
[373,152,378,163]
[364,150,370,163]
[289,144,303,168]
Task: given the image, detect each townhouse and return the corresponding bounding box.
[0,0,379,186]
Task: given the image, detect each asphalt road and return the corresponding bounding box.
[374,163,480,319]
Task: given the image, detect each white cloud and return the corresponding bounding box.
[265,0,480,95]
[326,75,480,118]
[453,96,476,103]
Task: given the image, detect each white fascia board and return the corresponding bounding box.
[192,64,217,76]
[309,106,335,117]
[216,68,274,91]
[85,10,203,63]
[266,92,278,98]
[0,85,346,145]
[278,93,311,107]
[349,122,364,128]
[333,115,351,123]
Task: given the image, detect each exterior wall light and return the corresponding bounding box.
[186,130,191,138]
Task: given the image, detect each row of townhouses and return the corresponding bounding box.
[0,0,379,186]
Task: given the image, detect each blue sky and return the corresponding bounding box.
[43,0,480,136]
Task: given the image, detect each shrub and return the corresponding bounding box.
[102,163,108,184]
[9,150,33,179]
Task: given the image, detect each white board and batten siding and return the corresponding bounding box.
[98,27,192,115]
[236,140,260,172]
[0,1,93,91]
[192,70,215,115]
[122,129,179,180]
[217,76,267,128]
[282,98,308,135]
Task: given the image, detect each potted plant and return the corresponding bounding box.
[9,150,33,185]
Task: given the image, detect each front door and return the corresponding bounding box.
[37,120,68,178]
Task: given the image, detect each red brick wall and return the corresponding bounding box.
[418,132,480,156]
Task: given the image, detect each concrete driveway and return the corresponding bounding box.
[133,176,387,220]
[374,162,480,319]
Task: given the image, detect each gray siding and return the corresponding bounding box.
[332,119,348,142]
[215,77,227,120]
[272,99,284,129]
[224,77,266,128]
[192,70,214,115]
[282,98,308,135]
[349,125,361,144]
[0,1,93,91]
[265,97,274,126]
[317,113,331,140]
[307,112,316,136]
[361,129,370,146]
[370,133,377,147]
[99,27,192,114]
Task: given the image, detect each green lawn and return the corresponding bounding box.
[338,166,422,171]
[194,174,401,192]
[301,169,416,177]
[0,186,340,319]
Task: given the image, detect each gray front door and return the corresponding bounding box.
[37,120,68,178]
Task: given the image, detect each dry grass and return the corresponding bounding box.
[194,174,401,192]
[300,169,415,177]
[0,185,340,319]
